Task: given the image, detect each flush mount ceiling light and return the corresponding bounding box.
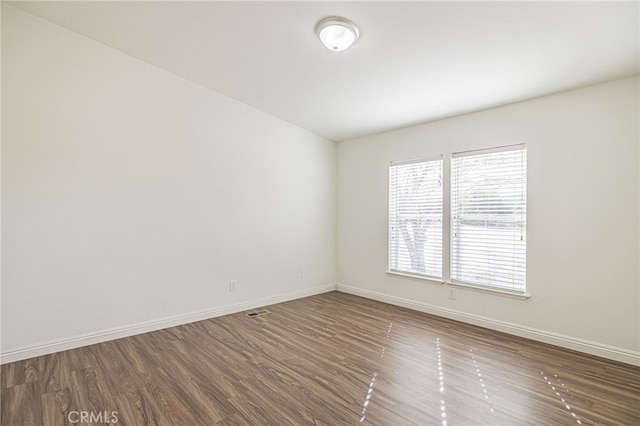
[315,16,360,52]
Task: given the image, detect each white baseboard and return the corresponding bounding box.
[336,284,640,367]
[5,283,637,367]
[0,283,337,364]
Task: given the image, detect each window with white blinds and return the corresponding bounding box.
[451,145,527,292]
[389,157,443,279]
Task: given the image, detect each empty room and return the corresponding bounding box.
[1,1,639,425]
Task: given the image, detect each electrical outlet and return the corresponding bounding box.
[448,287,456,300]
[229,280,237,292]
[301,267,308,279]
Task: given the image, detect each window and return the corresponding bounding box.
[451,145,527,293]
[389,157,443,279]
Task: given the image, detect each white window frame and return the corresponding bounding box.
[450,144,527,296]
[387,144,529,300]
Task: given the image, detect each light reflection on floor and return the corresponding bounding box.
[436,339,501,424]
[469,347,494,414]
[540,371,583,424]
[357,322,604,425]
[359,323,393,423]
[323,294,638,424]
[436,337,447,426]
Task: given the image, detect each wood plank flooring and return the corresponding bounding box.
[2,291,639,425]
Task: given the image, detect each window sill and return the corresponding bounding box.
[385,272,530,300]
[386,270,445,285]
[447,281,530,300]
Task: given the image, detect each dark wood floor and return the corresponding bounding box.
[2,292,639,425]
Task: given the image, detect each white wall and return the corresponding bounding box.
[338,77,640,364]
[1,5,336,359]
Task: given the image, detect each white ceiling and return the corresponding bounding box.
[8,1,640,142]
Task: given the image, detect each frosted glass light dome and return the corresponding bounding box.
[316,17,359,52]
